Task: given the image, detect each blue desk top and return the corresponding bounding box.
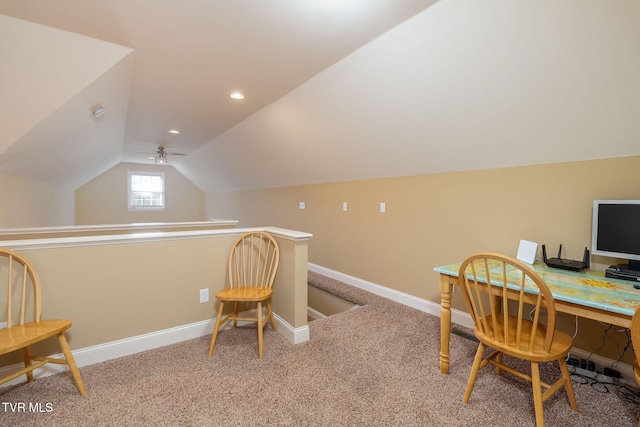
[434,261,640,317]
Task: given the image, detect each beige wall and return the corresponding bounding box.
[0,229,309,367]
[75,162,205,224]
[0,172,74,227]
[206,156,640,364]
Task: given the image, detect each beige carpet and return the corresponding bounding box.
[1,271,639,426]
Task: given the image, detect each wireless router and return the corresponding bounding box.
[542,244,589,272]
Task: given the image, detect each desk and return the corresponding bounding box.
[434,261,640,374]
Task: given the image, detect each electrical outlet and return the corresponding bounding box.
[199,288,209,303]
[579,359,596,371]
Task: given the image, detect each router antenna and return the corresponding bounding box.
[583,247,590,269]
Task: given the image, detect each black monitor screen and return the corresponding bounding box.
[597,203,640,256]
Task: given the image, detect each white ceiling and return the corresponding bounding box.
[1,0,639,193]
[0,0,439,189]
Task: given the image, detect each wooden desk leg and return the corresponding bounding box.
[439,274,452,374]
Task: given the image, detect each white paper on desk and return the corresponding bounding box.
[517,240,538,265]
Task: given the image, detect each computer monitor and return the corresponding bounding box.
[592,200,640,271]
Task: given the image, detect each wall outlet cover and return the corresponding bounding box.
[199,288,209,303]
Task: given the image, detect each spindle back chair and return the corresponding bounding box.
[0,248,86,395]
[458,253,577,427]
[208,231,280,359]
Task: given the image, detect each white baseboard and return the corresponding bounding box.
[0,311,308,389]
[274,312,310,344]
[307,263,636,385]
[308,263,474,328]
[218,307,309,344]
[307,306,326,320]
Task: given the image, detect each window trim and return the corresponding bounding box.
[127,171,166,212]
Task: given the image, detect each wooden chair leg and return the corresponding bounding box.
[57,333,87,396]
[257,301,264,359]
[463,342,485,403]
[558,357,578,411]
[266,298,276,331]
[22,346,34,383]
[233,302,239,329]
[495,352,504,376]
[531,362,545,427]
[208,301,225,357]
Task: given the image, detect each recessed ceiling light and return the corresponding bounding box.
[168,129,180,134]
[230,92,245,100]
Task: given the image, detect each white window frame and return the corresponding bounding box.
[127,171,166,211]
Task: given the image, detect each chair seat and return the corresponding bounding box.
[216,287,273,302]
[0,320,72,355]
[475,315,573,362]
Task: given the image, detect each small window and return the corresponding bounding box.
[128,171,165,211]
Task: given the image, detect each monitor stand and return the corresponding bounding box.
[605,260,640,282]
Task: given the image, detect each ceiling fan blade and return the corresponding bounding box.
[135,150,186,156]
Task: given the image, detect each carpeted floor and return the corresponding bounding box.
[1,271,639,426]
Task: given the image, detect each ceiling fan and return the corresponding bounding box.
[139,146,187,166]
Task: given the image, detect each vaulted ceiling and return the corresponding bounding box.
[0,0,439,189]
[1,1,639,192]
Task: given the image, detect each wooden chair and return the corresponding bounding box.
[0,248,86,395]
[631,306,640,427]
[458,253,577,427]
[208,231,280,359]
